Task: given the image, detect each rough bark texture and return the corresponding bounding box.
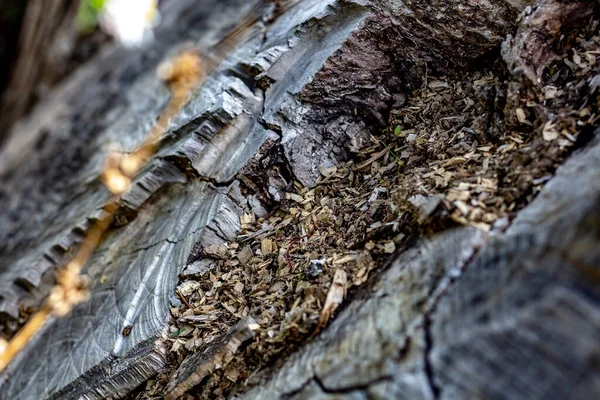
[237,134,600,400]
[0,0,597,399]
[165,317,258,400]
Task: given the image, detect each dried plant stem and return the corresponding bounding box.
[0,51,203,373]
[0,307,51,371]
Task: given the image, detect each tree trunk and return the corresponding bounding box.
[0,0,598,399]
[237,138,600,399]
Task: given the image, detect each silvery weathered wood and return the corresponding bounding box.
[429,135,600,400]
[0,0,380,398]
[0,0,265,322]
[1,0,593,399]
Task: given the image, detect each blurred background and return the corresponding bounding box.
[0,0,157,147]
[0,0,28,144]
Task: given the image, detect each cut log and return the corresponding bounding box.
[0,0,597,399]
[237,134,600,400]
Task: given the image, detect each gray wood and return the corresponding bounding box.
[165,317,258,400]
[430,135,600,400]
[0,0,376,397]
[237,134,600,400]
[0,0,596,399]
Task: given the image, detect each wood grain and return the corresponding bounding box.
[1,0,596,398]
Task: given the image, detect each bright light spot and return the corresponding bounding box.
[100,0,158,46]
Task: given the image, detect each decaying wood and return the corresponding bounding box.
[502,0,595,84]
[237,134,600,400]
[0,0,598,399]
[165,317,258,400]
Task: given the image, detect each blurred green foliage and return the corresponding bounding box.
[75,0,106,33]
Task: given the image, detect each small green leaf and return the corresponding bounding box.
[394,125,402,136]
[170,328,184,337]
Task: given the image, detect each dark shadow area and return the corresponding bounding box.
[0,0,27,142]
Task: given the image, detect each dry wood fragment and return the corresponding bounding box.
[164,316,259,400]
[261,238,275,255]
[312,268,347,337]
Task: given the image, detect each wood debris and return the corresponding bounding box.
[131,16,599,400]
[312,268,347,337]
[164,317,259,400]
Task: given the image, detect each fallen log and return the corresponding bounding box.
[0,0,597,399]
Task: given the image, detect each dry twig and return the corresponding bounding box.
[0,50,203,373]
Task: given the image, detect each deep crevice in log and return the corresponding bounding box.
[0,0,599,399]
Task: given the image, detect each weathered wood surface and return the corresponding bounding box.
[0,0,597,399]
[165,317,258,400]
[0,0,375,397]
[238,134,600,400]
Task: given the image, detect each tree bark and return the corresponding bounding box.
[0,0,597,399]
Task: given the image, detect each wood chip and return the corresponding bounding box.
[442,157,467,168]
[285,193,304,203]
[240,212,256,225]
[312,269,347,336]
[516,108,528,123]
[384,242,396,254]
[333,254,358,265]
[237,245,253,265]
[204,244,229,260]
[261,238,275,255]
[543,120,559,141]
[164,317,259,400]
